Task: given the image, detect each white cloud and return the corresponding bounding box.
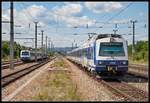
[112,19,130,24]
[85,2,122,13]
[63,2,81,4]
[65,16,95,27]
[53,3,82,16]
[51,3,95,27]
[2,5,49,47]
[24,5,47,17]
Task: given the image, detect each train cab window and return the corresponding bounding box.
[99,42,125,56]
[22,52,29,55]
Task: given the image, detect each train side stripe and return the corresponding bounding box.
[94,42,96,65]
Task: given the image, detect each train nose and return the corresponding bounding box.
[21,57,30,61]
[107,66,117,74]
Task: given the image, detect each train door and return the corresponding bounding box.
[87,47,94,71]
[82,48,88,67]
[87,47,90,66]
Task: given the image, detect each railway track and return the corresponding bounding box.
[1,57,56,88]
[67,58,148,102]
[100,80,148,101]
[2,59,20,65]
[129,64,148,71]
[128,64,148,79]
[122,73,148,83]
[127,70,148,79]
[2,61,24,69]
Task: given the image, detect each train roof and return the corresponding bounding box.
[67,34,125,54]
[21,50,42,53]
[21,50,30,52]
[96,34,122,40]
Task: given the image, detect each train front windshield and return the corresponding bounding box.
[99,42,125,56]
[22,52,29,56]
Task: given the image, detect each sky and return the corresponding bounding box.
[2,1,148,48]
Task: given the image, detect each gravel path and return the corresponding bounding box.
[63,58,125,101]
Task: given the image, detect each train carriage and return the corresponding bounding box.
[20,50,47,62]
[67,34,128,77]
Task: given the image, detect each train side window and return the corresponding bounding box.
[88,47,92,59]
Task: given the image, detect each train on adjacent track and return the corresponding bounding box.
[67,34,128,78]
[20,50,47,62]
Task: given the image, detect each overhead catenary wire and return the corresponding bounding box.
[107,3,133,22]
[21,3,44,28]
[2,2,148,48]
[94,2,133,33]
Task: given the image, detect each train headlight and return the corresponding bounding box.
[99,61,102,65]
[122,61,127,65]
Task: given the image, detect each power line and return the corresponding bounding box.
[21,3,43,28]
[22,3,34,18]
[107,3,133,22]
[94,3,133,33]
[17,3,34,36]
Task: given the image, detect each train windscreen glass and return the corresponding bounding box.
[99,42,125,56]
[22,52,29,55]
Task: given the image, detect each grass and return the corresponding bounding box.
[32,59,81,101]
[50,59,68,68]
[2,56,20,62]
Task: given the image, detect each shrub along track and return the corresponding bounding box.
[67,58,148,102]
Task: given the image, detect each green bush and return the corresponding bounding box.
[2,41,27,60]
[128,40,148,62]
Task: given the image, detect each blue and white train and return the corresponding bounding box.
[67,34,128,77]
[20,50,47,62]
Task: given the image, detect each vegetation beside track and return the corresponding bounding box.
[128,40,148,65]
[2,41,26,60]
[33,59,81,101]
[50,58,68,68]
[2,40,55,61]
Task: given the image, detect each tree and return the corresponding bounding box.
[128,40,148,62]
[2,41,28,60]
